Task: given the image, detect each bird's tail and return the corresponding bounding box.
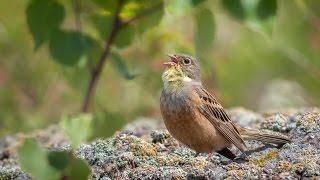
[239,127,291,145]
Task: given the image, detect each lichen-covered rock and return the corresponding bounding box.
[1,108,320,179]
[0,126,69,180]
[261,114,293,132]
[0,158,29,180]
[227,107,264,128]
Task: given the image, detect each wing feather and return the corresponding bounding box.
[195,87,247,153]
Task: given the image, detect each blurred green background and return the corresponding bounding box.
[0,0,319,138]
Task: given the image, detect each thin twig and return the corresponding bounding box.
[81,1,123,112]
[121,2,163,26]
[81,1,163,112]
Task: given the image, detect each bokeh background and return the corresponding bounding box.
[0,0,319,138]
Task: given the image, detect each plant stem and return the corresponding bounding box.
[81,2,122,112]
[81,2,163,112]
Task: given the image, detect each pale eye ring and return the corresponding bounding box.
[183,58,191,65]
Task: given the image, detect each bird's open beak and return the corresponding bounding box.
[163,54,179,67]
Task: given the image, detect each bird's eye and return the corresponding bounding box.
[183,58,191,65]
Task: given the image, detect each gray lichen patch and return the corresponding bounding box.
[1,108,320,179]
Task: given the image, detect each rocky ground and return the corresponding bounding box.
[1,107,320,179]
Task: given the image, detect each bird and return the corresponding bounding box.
[160,54,291,160]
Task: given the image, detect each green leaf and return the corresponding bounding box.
[92,0,117,12]
[48,151,90,180]
[61,65,90,91]
[91,111,127,138]
[121,0,143,19]
[166,0,206,15]
[49,30,94,66]
[110,52,136,80]
[114,25,135,48]
[256,0,277,20]
[88,41,104,66]
[221,0,275,38]
[135,3,164,34]
[60,114,92,149]
[66,157,90,180]
[221,0,245,21]
[194,8,215,54]
[121,0,162,19]
[191,0,206,6]
[243,0,275,38]
[92,13,113,39]
[120,0,164,34]
[26,0,65,49]
[48,151,69,171]
[166,0,193,16]
[17,139,59,180]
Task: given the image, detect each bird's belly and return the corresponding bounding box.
[163,110,230,153]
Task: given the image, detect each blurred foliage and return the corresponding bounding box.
[110,52,136,80]
[18,139,90,179]
[194,8,215,55]
[60,114,92,149]
[0,0,319,149]
[18,139,60,180]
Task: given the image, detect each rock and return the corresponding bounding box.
[1,108,320,179]
[261,114,293,133]
[258,79,311,111]
[150,130,171,144]
[227,107,264,128]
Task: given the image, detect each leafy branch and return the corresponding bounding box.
[122,3,164,26]
[25,0,211,113]
[81,1,164,112]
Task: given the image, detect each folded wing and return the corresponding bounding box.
[195,87,247,154]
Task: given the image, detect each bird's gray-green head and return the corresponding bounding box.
[162,54,201,91]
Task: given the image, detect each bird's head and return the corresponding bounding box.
[162,54,201,91]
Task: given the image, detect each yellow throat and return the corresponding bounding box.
[162,66,192,92]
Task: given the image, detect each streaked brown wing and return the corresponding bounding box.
[195,87,247,153]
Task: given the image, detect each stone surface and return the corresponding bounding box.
[1,108,320,179]
[258,79,311,111]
